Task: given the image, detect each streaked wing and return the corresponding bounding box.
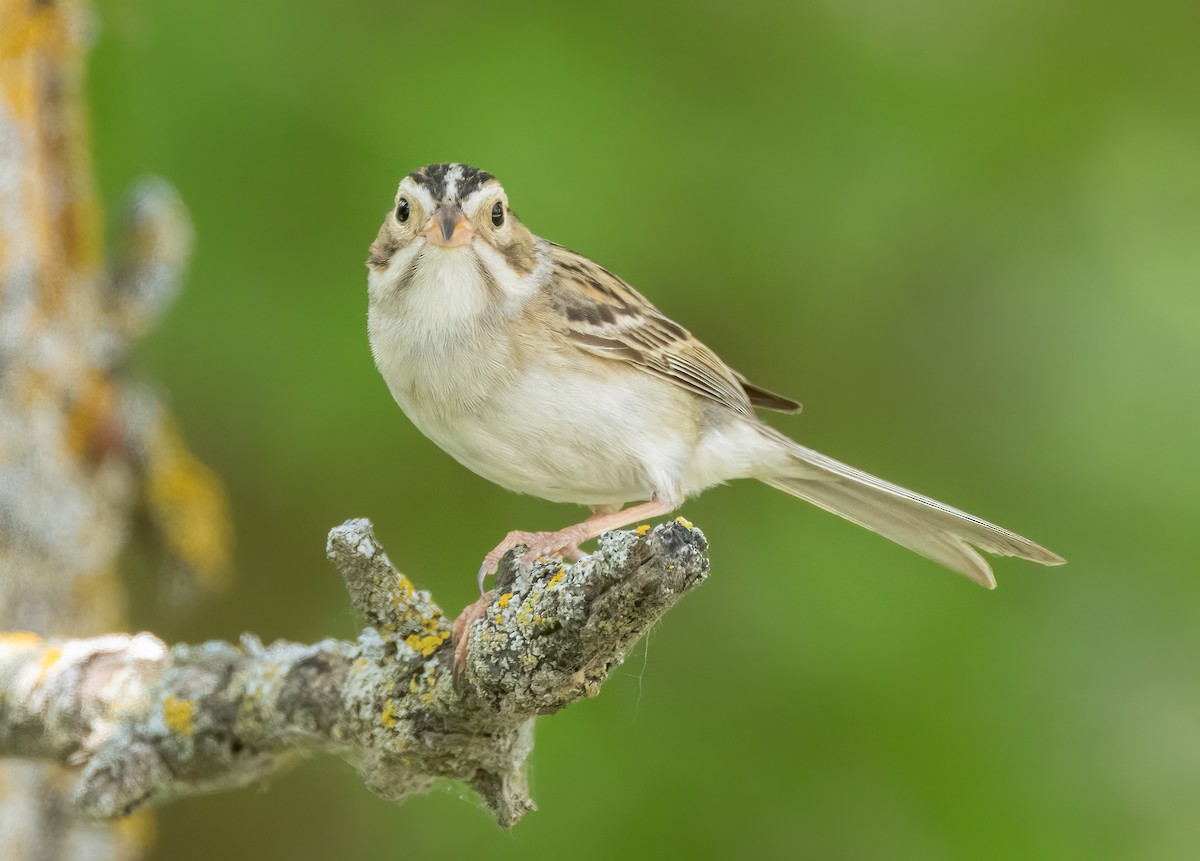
[543,242,798,418]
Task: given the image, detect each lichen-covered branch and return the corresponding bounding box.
[0,518,709,827]
[1,0,231,856]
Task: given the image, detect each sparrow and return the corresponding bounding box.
[366,163,1064,604]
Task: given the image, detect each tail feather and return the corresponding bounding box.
[759,433,1065,588]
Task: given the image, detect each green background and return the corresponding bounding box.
[89,0,1198,858]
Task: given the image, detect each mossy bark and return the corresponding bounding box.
[0,520,709,828]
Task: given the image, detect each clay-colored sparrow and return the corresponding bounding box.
[366,163,1064,596]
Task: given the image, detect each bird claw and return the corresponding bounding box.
[451,589,494,691]
[476,528,585,592]
[460,529,588,687]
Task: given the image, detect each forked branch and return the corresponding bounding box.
[0,518,709,826]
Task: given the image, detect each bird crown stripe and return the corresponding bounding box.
[408,163,496,202]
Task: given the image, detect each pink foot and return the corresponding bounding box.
[477,528,586,591]
[560,545,586,563]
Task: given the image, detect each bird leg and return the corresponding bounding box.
[456,498,678,687]
[475,498,677,592]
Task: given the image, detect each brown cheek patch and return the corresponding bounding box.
[367,235,400,269]
[501,240,537,276]
[368,216,410,268]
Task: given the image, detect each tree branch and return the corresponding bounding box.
[0,518,709,827]
[2,1,231,855]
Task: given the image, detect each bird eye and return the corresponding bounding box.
[395,198,411,223]
[491,201,504,227]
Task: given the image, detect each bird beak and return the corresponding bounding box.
[423,203,472,248]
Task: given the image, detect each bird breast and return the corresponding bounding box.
[367,245,767,507]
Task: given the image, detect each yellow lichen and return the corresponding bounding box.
[381,699,398,728]
[403,632,447,657]
[497,592,513,609]
[162,696,195,736]
[0,631,42,651]
[390,576,417,607]
[34,646,61,686]
[548,569,565,588]
[495,613,503,624]
[675,515,693,529]
[144,416,232,590]
[635,524,651,536]
[63,371,116,462]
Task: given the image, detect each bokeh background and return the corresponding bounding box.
[88,0,1198,858]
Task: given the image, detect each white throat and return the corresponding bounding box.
[369,245,486,335]
[366,238,550,422]
[368,238,551,324]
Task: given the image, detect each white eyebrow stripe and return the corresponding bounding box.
[397,179,435,213]
[460,182,504,216]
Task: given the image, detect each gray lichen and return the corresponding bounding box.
[0,518,709,827]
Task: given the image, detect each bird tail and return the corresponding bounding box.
[757,430,1065,588]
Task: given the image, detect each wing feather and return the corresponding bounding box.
[543,243,799,418]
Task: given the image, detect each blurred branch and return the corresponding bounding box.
[0,518,709,827]
[1,0,231,857]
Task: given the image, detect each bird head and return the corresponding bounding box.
[367,163,536,275]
